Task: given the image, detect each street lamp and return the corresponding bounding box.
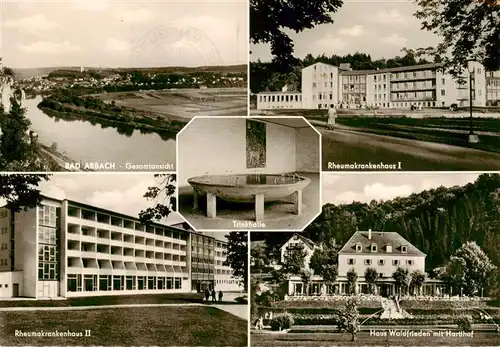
[466,61,479,143]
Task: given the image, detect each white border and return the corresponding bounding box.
[175,115,322,233]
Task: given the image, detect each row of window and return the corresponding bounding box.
[192,268,231,275]
[215,279,237,285]
[0,284,9,288]
[39,226,57,245]
[0,227,8,234]
[38,245,58,262]
[191,257,216,264]
[393,70,436,81]
[0,259,8,266]
[67,274,184,292]
[343,85,367,93]
[487,79,500,87]
[392,91,435,102]
[346,258,415,266]
[0,210,8,219]
[373,74,388,83]
[313,82,335,89]
[39,205,57,227]
[38,262,58,280]
[342,75,366,84]
[355,244,408,253]
[392,101,439,108]
[0,243,8,250]
[259,94,302,103]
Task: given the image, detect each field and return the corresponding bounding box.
[0,306,248,346]
[93,87,248,121]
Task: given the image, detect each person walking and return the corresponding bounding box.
[327,105,337,130]
[204,288,210,302]
[218,290,223,302]
[211,288,217,302]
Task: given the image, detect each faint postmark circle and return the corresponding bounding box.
[130,25,223,66]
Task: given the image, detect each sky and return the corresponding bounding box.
[0,173,228,241]
[1,0,248,68]
[23,173,184,225]
[251,0,440,62]
[322,173,481,205]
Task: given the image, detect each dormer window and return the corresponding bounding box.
[401,245,408,253]
[386,244,392,253]
[355,243,362,252]
[370,243,377,252]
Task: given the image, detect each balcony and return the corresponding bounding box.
[391,72,436,82]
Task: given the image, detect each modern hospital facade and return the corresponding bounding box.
[256,61,500,110]
[0,197,241,299]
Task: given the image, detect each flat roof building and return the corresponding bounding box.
[0,197,241,299]
[256,61,489,110]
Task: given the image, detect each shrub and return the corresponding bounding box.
[270,313,295,331]
[456,315,473,332]
[234,296,247,304]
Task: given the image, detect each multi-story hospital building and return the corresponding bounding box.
[256,61,498,110]
[0,197,241,299]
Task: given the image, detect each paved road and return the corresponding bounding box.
[320,126,500,171]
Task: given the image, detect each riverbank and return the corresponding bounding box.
[37,143,91,171]
[38,103,185,141]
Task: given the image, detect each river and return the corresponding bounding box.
[23,96,176,171]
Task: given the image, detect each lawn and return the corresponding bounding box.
[0,306,248,346]
[251,331,500,346]
[0,293,205,308]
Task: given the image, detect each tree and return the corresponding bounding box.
[338,297,360,341]
[413,0,500,77]
[139,174,176,223]
[223,232,248,290]
[346,268,358,295]
[281,244,307,275]
[250,275,260,321]
[300,268,312,296]
[0,99,33,170]
[392,267,411,295]
[250,0,344,71]
[441,241,496,296]
[322,264,338,294]
[0,174,50,211]
[410,270,427,295]
[309,247,337,275]
[364,268,378,295]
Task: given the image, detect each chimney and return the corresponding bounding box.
[368,229,372,240]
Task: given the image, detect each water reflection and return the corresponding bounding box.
[23,96,176,170]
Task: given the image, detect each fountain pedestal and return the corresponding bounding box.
[254,194,264,221]
[206,193,217,219]
[292,190,302,215]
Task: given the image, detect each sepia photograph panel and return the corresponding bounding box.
[177,116,321,231]
[0,173,248,346]
[250,172,500,346]
[249,0,500,171]
[0,0,247,172]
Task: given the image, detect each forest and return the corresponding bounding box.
[250,49,435,93]
[252,174,500,295]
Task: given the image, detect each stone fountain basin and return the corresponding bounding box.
[188,174,311,203]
